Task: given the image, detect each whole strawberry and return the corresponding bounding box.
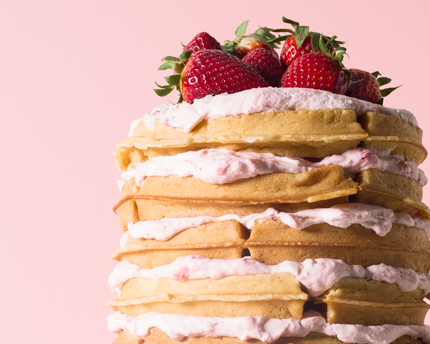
[183,32,222,56]
[242,47,284,87]
[181,49,269,103]
[267,17,344,68]
[345,69,400,105]
[280,51,348,94]
[345,69,381,103]
[222,20,280,59]
[234,36,278,59]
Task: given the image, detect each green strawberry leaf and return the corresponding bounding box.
[377,77,392,86]
[325,35,337,47]
[371,71,381,78]
[221,40,237,55]
[154,87,174,97]
[235,20,249,37]
[319,35,330,55]
[162,56,180,62]
[380,85,401,97]
[267,34,292,44]
[155,82,174,89]
[295,26,309,49]
[282,17,300,31]
[310,32,320,52]
[158,61,179,71]
[165,74,181,86]
[179,50,192,61]
[335,51,345,63]
[265,27,294,33]
[254,27,276,40]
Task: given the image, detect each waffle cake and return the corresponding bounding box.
[107,24,430,344]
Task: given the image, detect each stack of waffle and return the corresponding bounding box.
[107,87,430,344]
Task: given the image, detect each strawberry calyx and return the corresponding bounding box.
[154,50,192,103]
[221,20,280,58]
[316,34,351,84]
[371,71,401,104]
[267,17,345,52]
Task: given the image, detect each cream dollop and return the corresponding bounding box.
[121,148,427,186]
[119,203,430,245]
[108,311,430,343]
[109,256,430,298]
[129,87,418,134]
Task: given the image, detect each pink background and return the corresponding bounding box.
[2,1,430,343]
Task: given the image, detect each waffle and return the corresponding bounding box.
[115,109,426,171]
[109,94,430,343]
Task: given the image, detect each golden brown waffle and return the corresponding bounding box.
[117,166,428,217]
[114,110,426,171]
[359,112,426,164]
[119,166,358,204]
[110,107,429,343]
[246,223,430,272]
[114,198,348,231]
[109,274,307,319]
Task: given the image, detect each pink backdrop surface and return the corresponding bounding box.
[2,1,430,343]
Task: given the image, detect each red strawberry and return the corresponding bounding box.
[183,32,222,56]
[242,47,284,87]
[180,49,269,103]
[345,69,381,103]
[345,69,400,104]
[281,34,333,68]
[280,51,348,94]
[269,17,343,68]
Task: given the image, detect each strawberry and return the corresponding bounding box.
[155,49,268,103]
[183,32,222,56]
[345,69,400,105]
[222,20,280,59]
[235,36,278,59]
[264,17,345,68]
[280,51,348,95]
[242,47,284,87]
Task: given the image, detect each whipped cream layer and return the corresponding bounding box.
[129,87,418,134]
[109,256,430,298]
[120,203,430,245]
[108,311,430,343]
[121,148,427,186]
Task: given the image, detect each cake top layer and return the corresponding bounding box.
[130,87,418,134]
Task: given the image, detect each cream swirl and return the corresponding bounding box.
[121,148,427,186]
[119,203,430,245]
[129,87,418,134]
[108,311,430,343]
[109,256,430,298]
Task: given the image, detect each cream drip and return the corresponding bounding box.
[108,311,430,343]
[119,203,430,246]
[128,87,418,134]
[108,256,430,298]
[121,148,427,187]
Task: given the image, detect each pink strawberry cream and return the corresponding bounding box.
[119,203,430,245]
[108,310,430,343]
[129,87,418,134]
[121,148,427,186]
[109,256,430,298]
